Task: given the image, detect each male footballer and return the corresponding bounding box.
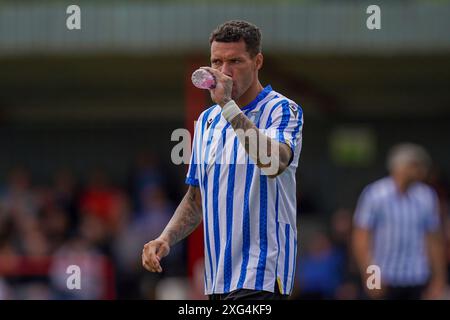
[142,20,304,300]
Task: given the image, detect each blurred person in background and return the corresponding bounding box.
[38,204,71,253]
[0,167,53,299]
[0,167,38,223]
[426,166,450,287]
[427,166,449,231]
[330,208,360,299]
[0,208,17,297]
[52,168,81,232]
[294,230,345,299]
[14,221,51,299]
[79,168,130,238]
[49,235,107,300]
[127,151,164,214]
[330,208,353,268]
[113,185,180,299]
[0,278,12,299]
[49,206,119,299]
[353,143,446,300]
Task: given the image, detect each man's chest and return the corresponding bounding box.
[376,195,429,228]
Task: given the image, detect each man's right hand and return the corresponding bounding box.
[142,238,170,273]
[200,66,233,107]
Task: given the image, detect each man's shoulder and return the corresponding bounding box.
[362,177,393,199]
[196,104,221,123]
[263,89,303,116]
[411,182,438,202]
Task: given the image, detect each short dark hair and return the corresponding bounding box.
[209,20,262,57]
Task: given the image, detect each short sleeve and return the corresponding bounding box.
[424,188,440,233]
[353,186,377,229]
[265,100,303,160]
[185,119,201,187]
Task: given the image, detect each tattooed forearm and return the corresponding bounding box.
[230,113,259,152]
[230,113,256,132]
[160,186,203,246]
[229,113,292,176]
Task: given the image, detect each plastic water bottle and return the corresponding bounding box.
[191,69,216,89]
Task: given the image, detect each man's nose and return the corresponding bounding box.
[220,63,233,77]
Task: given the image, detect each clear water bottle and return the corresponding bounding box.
[191,69,216,89]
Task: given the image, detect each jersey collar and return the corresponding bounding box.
[240,85,273,112]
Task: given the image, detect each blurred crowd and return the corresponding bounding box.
[0,151,185,299]
[1,149,449,300]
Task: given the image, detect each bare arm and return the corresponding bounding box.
[229,113,292,177]
[201,66,292,178]
[424,230,446,299]
[353,227,386,298]
[352,227,373,276]
[142,185,202,273]
[160,185,203,246]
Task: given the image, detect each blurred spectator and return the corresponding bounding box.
[112,185,181,299]
[353,143,447,300]
[78,214,111,256]
[0,207,51,299]
[52,168,81,231]
[49,206,119,299]
[49,237,108,300]
[446,220,450,287]
[426,166,450,285]
[427,166,450,227]
[0,167,38,221]
[128,151,164,213]
[331,208,360,299]
[79,168,130,235]
[0,278,12,299]
[20,221,49,260]
[331,208,353,257]
[294,230,345,299]
[0,216,19,278]
[39,204,71,252]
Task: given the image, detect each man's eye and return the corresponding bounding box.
[232,60,240,64]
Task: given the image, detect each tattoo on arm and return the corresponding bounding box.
[230,113,255,151]
[161,186,202,246]
[230,113,255,132]
[229,113,292,176]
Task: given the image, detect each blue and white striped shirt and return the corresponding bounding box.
[185,85,303,295]
[354,176,440,286]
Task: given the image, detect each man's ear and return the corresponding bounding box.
[255,53,263,70]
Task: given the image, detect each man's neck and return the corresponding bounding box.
[392,174,412,194]
[236,81,264,107]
